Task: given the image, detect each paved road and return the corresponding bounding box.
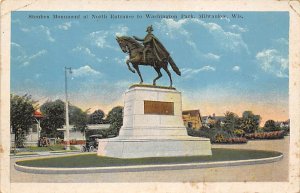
[10,136,289,182]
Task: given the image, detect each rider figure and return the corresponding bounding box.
[133,25,156,67]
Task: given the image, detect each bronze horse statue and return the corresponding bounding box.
[116,36,181,88]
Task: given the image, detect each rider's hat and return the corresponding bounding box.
[146,25,153,32]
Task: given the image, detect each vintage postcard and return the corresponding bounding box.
[1,0,300,193]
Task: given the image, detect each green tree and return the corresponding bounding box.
[40,100,65,138]
[40,100,88,137]
[106,106,123,136]
[89,109,105,124]
[69,105,88,133]
[264,119,279,132]
[10,94,37,147]
[222,111,240,136]
[240,111,261,133]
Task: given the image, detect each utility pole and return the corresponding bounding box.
[65,67,72,150]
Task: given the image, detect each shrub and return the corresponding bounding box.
[233,129,245,137]
[263,120,280,132]
[187,127,220,140]
[187,128,247,144]
[107,106,123,137]
[211,132,247,144]
[245,131,285,140]
[213,133,227,143]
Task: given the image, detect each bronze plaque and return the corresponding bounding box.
[144,101,174,115]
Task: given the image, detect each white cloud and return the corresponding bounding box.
[156,18,248,53]
[114,55,129,66]
[192,19,248,52]
[72,46,95,57]
[89,31,109,48]
[38,25,55,42]
[199,66,216,71]
[57,22,72,30]
[11,42,22,49]
[115,25,129,36]
[156,19,189,39]
[181,65,215,79]
[21,25,55,42]
[274,38,288,46]
[89,25,130,50]
[203,53,220,61]
[256,49,288,78]
[229,24,248,33]
[114,57,122,64]
[186,40,197,49]
[11,42,47,66]
[72,46,102,63]
[232,65,240,71]
[22,49,47,66]
[28,49,47,60]
[221,17,231,22]
[72,65,101,77]
[20,28,30,32]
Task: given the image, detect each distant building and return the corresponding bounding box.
[11,124,40,147]
[57,124,110,145]
[276,119,290,128]
[202,113,225,128]
[182,110,202,129]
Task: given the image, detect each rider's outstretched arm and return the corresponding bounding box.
[133,36,144,41]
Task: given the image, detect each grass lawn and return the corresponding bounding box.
[16,148,282,168]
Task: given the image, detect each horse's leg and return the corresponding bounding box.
[126,59,135,73]
[163,63,173,87]
[153,67,162,86]
[133,64,143,84]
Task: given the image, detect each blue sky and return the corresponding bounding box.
[11,11,289,122]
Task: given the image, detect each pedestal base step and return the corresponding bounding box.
[97,137,212,158]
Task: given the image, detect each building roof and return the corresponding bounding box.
[182,110,200,117]
[34,110,43,118]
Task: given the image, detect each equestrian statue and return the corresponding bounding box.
[116,25,181,88]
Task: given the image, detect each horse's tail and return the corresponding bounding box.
[168,57,181,76]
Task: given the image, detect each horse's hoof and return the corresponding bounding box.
[153,83,156,86]
[139,82,143,84]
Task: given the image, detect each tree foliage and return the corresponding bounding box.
[88,109,105,124]
[69,105,88,133]
[40,100,65,138]
[222,111,240,136]
[240,111,261,133]
[106,106,123,136]
[264,119,279,132]
[40,100,88,138]
[10,94,36,147]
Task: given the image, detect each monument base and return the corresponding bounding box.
[97,85,212,158]
[97,137,211,158]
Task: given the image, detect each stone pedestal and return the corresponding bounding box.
[97,85,212,158]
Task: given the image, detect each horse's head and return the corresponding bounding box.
[116,36,128,53]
